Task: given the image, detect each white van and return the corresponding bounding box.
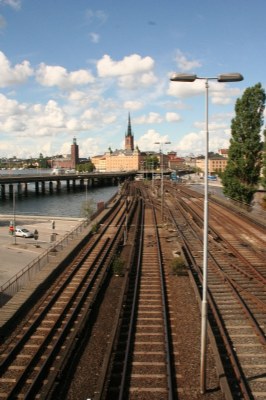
[51,168,65,175]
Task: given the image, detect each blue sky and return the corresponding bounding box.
[0,0,265,159]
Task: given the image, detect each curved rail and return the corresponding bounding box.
[164,185,266,399]
[0,196,132,399]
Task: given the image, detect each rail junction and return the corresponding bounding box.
[0,180,265,399]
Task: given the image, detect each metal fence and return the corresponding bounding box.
[0,220,88,307]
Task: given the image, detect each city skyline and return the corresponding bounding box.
[0,0,265,159]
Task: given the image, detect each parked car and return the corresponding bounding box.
[15,227,34,238]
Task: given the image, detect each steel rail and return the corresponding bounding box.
[1,236,111,399]
[117,198,145,400]
[104,186,176,399]
[0,232,110,372]
[93,194,142,400]
[167,205,258,399]
[169,183,266,283]
[27,230,124,399]
[27,201,131,399]
[151,199,176,399]
[0,197,131,399]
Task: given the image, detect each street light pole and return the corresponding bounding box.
[85,179,88,203]
[13,184,16,245]
[170,72,243,393]
[155,141,171,220]
[201,78,209,393]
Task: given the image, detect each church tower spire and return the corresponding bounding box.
[125,113,134,151]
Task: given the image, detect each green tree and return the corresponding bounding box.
[222,83,265,204]
[80,198,95,220]
[144,155,159,170]
[262,133,266,189]
[76,162,95,172]
[38,153,49,168]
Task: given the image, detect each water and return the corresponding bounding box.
[0,170,118,217]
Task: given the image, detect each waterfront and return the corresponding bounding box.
[0,179,118,286]
[0,185,118,218]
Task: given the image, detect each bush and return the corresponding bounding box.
[91,222,100,234]
[80,198,95,221]
[170,256,187,276]
[262,195,266,210]
[112,256,125,276]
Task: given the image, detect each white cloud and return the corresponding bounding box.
[136,129,170,151]
[118,71,157,89]
[0,51,33,87]
[82,108,101,120]
[68,90,88,102]
[211,85,241,105]
[123,100,143,110]
[0,95,71,143]
[0,93,22,116]
[134,112,163,124]
[0,140,32,158]
[37,100,66,128]
[165,112,181,122]
[168,78,242,106]
[97,54,154,77]
[175,49,201,71]
[79,137,103,158]
[168,78,204,98]
[36,63,95,89]
[177,123,231,156]
[177,132,204,155]
[1,115,26,131]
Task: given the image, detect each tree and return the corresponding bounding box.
[144,155,159,170]
[80,197,95,220]
[262,133,266,189]
[76,161,95,172]
[222,83,265,205]
[38,153,49,168]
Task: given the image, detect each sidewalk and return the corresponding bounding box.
[0,215,85,287]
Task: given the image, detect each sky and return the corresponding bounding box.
[0,0,265,159]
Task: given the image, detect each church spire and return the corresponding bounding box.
[125,113,134,151]
[126,113,132,137]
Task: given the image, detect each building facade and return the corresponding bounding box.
[49,137,79,169]
[196,156,228,174]
[92,114,146,172]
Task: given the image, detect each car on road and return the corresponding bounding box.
[15,227,34,238]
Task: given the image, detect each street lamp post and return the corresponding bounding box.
[154,141,171,220]
[151,161,154,188]
[13,184,16,245]
[85,179,88,203]
[170,72,243,393]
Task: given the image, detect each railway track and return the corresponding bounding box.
[163,184,266,399]
[0,181,265,399]
[97,191,177,399]
[0,194,133,399]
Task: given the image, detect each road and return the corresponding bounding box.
[0,215,85,286]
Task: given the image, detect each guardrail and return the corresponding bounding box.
[0,191,121,307]
[0,220,88,307]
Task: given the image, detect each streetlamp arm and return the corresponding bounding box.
[170,72,244,83]
[217,73,244,82]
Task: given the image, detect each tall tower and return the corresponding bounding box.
[125,113,134,151]
[71,137,79,168]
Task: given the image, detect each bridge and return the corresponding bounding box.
[0,171,135,198]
